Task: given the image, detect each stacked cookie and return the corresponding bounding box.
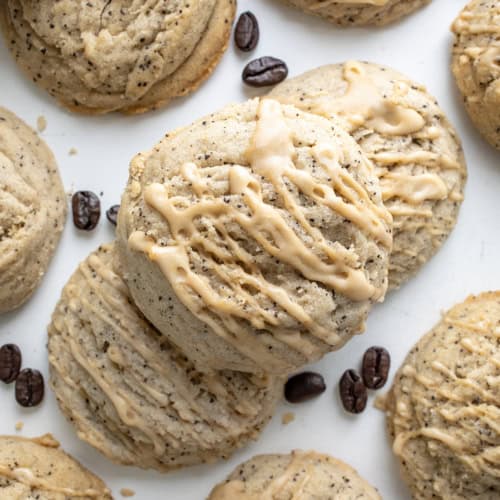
[48,96,395,470]
[269,60,467,289]
[0,107,66,314]
[0,0,236,114]
[46,55,469,476]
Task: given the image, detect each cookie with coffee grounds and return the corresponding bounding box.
[48,243,281,471]
[385,292,500,499]
[116,97,392,374]
[0,434,112,499]
[277,0,430,26]
[270,61,467,290]
[0,107,66,313]
[208,450,380,499]
[451,0,500,150]
[0,0,236,114]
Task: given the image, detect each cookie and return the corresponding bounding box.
[277,0,430,26]
[207,450,381,499]
[116,97,392,375]
[0,0,236,114]
[0,107,66,314]
[48,243,281,471]
[385,292,500,499]
[0,434,112,499]
[269,61,467,290]
[451,0,500,150]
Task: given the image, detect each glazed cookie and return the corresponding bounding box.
[116,98,392,375]
[270,61,467,290]
[0,107,66,314]
[0,0,236,114]
[385,292,500,499]
[451,0,500,150]
[277,0,431,26]
[48,243,281,471]
[208,450,381,499]
[0,434,112,499]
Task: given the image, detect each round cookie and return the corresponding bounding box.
[208,450,381,499]
[0,434,112,499]
[48,243,281,471]
[277,0,431,26]
[0,0,236,115]
[116,97,392,375]
[0,107,66,314]
[451,0,500,150]
[269,61,467,290]
[385,292,500,499]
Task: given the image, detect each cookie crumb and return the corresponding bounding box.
[37,115,47,132]
[374,393,388,411]
[15,421,24,431]
[120,488,135,497]
[69,147,78,156]
[281,412,295,425]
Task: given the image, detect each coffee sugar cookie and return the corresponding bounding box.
[385,292,500,499]
[48,243,281,471]
[0,0,236,114]
[0,107,66,313]
[451,0,500,150]
[270,61,467,290]
[277,0,431,26]
[116,97,392,375]
[0,434,112,499]
[208,450,381,499]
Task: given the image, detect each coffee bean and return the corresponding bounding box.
[72,191,101,230]
[242,56,288,87]
[339,369,367,414]
[0,344,22,384]
[15,368,44,407]
[284,371,326,403]
[106,204,120,226]
[234,11,259,52]
[362,346,391,389]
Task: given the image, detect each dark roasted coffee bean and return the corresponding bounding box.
[0,344,22,384]
[72,191,101,230]
[234,11,259,52]
[284,371,326,403]
[242,56,288,87]
[362,346,391,389]
[339,369,367,414]
[15,368,44,407]
[106,204,120,226]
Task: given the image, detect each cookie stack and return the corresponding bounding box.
[48,96,395,471]
[0,0,236,114]
[45,52,470,478]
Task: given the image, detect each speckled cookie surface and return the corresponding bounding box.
[451,0,500,150]
[385,292,500,499]
[0,0,236,114]
[207,450,381,499]
[278,0,431,26]
[48,243,281,471]
[116,97,392,375]
[0,107,66,314]
[270,62,467,290]
[0,434,112,499]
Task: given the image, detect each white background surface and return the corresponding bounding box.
[0,0,499,498]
